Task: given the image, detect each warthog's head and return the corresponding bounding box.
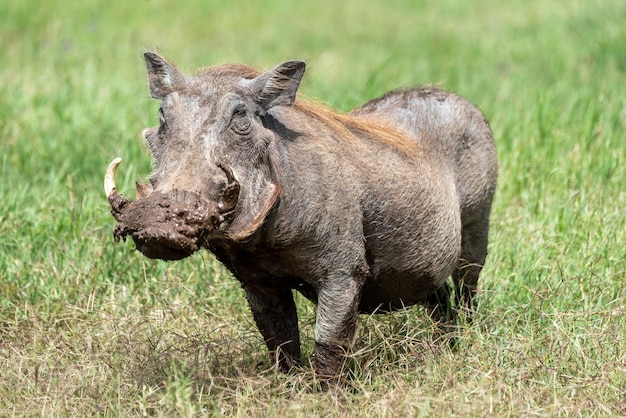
[104,52,305,260]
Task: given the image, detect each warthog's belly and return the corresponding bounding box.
[358,269,447,313]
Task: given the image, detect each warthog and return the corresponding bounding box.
[104,52,497,378]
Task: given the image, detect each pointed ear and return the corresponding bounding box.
[252,61,306,110]
[144,52,184,99]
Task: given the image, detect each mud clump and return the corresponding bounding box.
[109,190,219,261]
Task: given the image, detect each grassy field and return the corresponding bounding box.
[1,0,625,415]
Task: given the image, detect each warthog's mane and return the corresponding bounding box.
[292,100,422,159]
[198,64,422,158]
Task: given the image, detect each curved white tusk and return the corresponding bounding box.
[104,157,122,197]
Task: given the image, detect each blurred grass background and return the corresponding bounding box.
[0,0,625,415]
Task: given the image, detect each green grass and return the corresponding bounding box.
[1,0,625,415]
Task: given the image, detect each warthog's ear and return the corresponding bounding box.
[144,52,184,99]
[252,61,306,110]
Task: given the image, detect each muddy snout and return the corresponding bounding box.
[108,189,219,261]
[104,158,240,261]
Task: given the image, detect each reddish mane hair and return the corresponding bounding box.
[293,99,421,158]
[200,64,421,158]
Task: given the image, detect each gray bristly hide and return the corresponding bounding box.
[105,52,497,380]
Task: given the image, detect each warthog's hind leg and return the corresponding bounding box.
[454,215,491,322]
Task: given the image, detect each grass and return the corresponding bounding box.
[1,0,625,415]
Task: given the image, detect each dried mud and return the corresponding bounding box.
[109,190,219,261]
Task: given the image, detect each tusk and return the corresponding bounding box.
[216,163,240,213]
[104,157,122,197]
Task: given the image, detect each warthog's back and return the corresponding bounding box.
[351,87,498,225]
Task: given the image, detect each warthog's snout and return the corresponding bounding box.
[104,158,240,260]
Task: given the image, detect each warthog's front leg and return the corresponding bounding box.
[243,283,302,371]
[314,267,367,379]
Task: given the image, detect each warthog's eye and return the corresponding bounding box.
[230,105,251,136]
